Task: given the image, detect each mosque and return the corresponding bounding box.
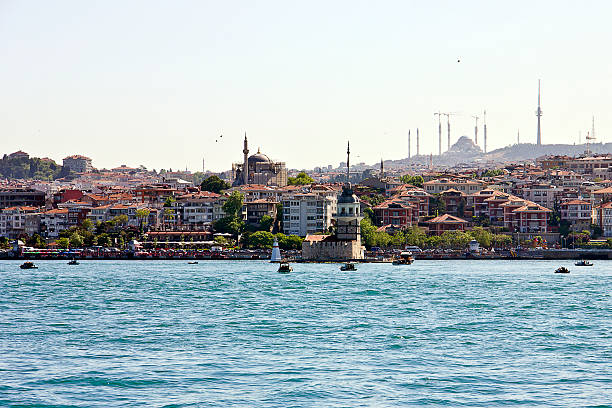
[231,133,288,187]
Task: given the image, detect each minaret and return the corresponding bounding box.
[536,80,543,145]
[416,128,420,156]
[380,158,384,178]
[243,132,249,185]
[483,110,487,154]
[408,130,411,159]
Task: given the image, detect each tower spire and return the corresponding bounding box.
[243,132,249,185]
[346,141,350,184]
[536,80,543,145]
[483,110,487,154]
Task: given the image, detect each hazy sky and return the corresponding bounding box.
[1,1,610,171]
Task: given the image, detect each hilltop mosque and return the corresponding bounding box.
[231,133,288,187]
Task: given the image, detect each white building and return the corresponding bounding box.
[40,208,69,239]
[281,192,337,237]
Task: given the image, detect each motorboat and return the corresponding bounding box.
[575,260,593,267]
[188,261,198,264]
[20,261,38,269]
[392,251,414,265]
[67,259,79,265]
[278,262,292,273]
[555,267,570,274]
[340,262,357,271]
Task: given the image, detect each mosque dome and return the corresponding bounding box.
[248,148,271,164]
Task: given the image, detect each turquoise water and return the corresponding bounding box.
[1,260,611,407]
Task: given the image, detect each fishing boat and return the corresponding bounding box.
[555,267,570,274]
[575,260,593,267]
[278,262,292,273]
[19,261,38,269]
[392,251,414,265]
[67,259,79,265]
[340,262,357,271]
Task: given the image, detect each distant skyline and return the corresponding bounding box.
[1,1,611,171]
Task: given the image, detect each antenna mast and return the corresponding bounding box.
[536,79,543,145]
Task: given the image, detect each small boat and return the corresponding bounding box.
[20,262,38,270]
[340,262,357,271]
[392,251,414,265]
[188,261,198,264]
[575,260,593,267]
[67,259,79,265]
[555,267,570,274]
[278,262,292,273]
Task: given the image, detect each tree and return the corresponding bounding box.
[223,191,244,218]
[26,233,46,248]
[200,175,230,193]
[112,214,129,227]
[97,234,112,247]
[69,232,84,248]
[275,234,303,250]
[258,215,274,232]
[288,172,314,186]
[135,208,151,230]
[57,237,70,249]
[247,231,275,249]
[163,196,176,208]
[400,175,424,187]
[213,216,244,236]
[213,235,228,245]
[81,219,94,232]
[470,227,492,248]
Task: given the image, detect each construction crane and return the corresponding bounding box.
[586,130,596,155]
[472,114,480,146]
[434,111,442,156]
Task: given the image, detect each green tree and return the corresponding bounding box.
[400,175,424,187]
[247,231,275,249]
[97,233,112,247]
[258,215,274,232]
[69,232,84,248]
[26,233,46,248]
[135,208,151,230]
[469,227,492,248]
[213,216,244,236]
[200,175,230,193]
[213,235,228,245]
[288,172,314,185]
[223,191,244,218]
[430,194,446,216]
[80,219,94,232]
[57,237,70,249]
[405,226,427,248]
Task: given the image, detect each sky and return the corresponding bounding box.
[1,1,611,172]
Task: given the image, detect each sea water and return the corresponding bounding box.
[0,260,611,407]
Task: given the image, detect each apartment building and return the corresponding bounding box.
[281,193,337,237]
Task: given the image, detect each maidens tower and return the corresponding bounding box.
[336,141,363,241]
[301,141,365,260]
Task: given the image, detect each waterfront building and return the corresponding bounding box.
[281,192,336,237]
[172,191,220,227]
[426,213,468,235]
[373,199,414,228]
[245,199,278,227]
[593,202,612,237]
[0,206,40,238]
[40,208,69,239]
[560,199,592,232]
[231,134,288,187]
[62,155,93,173]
